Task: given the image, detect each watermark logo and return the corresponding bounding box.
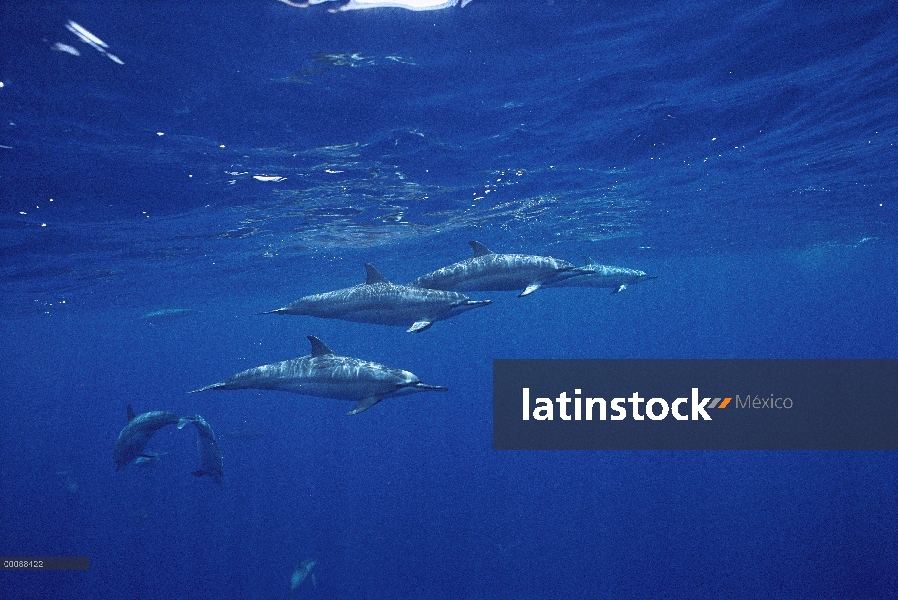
[522,388,731,421]
[493,359,897,450]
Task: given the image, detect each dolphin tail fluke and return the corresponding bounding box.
[177,416,197,429]
[347,396,383,415]
[191,469,206,477]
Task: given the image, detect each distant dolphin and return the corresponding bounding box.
[543,257,658,294]
[191,415,224,487]
[260,263,491,333]
[190,335,448,415]
[139,308,199,324]
[291,558,317,591]
[114,406,192,471]
[409,240,590,297]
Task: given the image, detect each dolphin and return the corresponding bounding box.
[291,559,317,591]
[190,335,448,415]
[191,415,224,487]
[543,257,658,294]
[408,240,590,297]
[114,406,193,471]
[260,263,491,333]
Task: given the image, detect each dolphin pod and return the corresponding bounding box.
[191,335,448,415]
[261,263,491,333]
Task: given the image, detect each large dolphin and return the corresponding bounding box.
[260,263,491,333]
[543,257,658,294]
[409,240,589,297]
[114,406,192,471]
[191,415,224,487]
[190,335,448,415]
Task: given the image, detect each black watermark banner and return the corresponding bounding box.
[2,557,89,570]
[493,360,898,450]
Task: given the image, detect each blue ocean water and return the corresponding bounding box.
[1,0,897,597]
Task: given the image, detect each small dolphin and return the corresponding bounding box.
[134,452,168,469]
[190,335,448,415]
[291,559,317,591]
[260,263,491,333]
[114,406,192,471]
[543,257,658,294]
[409,241,590,297]
[191,415,224,487]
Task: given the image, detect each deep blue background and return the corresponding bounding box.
[1,1,897,598]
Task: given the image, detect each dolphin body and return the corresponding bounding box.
[191,415,224,487]
[408,241,590,297]
[543,257,658,294]
[260,263,491,333]
[114,406,192,471]
[190,336,448,415]
[291,559,317,591]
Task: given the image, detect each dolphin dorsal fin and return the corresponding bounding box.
[127,404,136,423]
[469,241,493,257]
[307,335,334,357]
[583,256,596,266]
[364,263,390,285]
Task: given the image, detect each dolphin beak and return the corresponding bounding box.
[414,383,449,392]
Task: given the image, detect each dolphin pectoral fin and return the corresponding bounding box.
[519,283,541,297]
[127,404,136,423]
[408,320,433,333]
[311,573,317,588]
[612,284,627,294]
[347,396,382,415]
[177,417,195,429]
